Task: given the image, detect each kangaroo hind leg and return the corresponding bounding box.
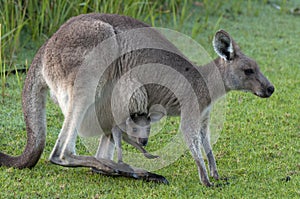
[49,96,168,184]
[48,92,118,174]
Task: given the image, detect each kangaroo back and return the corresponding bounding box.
[0,44,48,168]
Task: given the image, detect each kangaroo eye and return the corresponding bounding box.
[244,69,254,75]
[132,128,138,133]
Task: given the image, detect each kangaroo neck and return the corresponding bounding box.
[212,57,233,93]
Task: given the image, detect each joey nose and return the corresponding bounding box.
[266,85,275,97]
[139,138,148,146]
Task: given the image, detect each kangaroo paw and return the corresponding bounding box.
[203,181,213,187]
[144,153,159,159]
[211,170,220,180]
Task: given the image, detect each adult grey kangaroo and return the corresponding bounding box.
[0,13,274,186]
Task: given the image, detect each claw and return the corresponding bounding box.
[145,172,169,184]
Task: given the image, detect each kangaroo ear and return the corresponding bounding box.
[126,117,134,125]
[213,30,235,61]
[148,111,165,123]
[148,104,166,123]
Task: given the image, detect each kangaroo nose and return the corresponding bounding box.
[138,138,148,146]
[266,85,275,96]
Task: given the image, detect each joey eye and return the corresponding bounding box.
[132,128,138,133]
[244,69,254,75]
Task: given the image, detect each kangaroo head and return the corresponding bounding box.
[126,114,150,146]
[125,111,164,146]
[213,30,274,98]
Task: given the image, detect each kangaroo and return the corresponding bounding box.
[0,13,274,186]
[112,113,161,164]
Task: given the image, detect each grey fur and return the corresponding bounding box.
[0,14,274,186]
[96,102,164,164]
[112,114,160,164]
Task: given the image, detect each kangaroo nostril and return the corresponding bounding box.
[267,85,275,95]
[139,138,148,146]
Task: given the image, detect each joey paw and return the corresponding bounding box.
[144,153,159,159]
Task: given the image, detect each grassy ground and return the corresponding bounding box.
[1,0,300,198]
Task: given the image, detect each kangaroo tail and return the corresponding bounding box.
[0,44,48,169]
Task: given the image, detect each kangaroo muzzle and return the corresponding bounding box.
[254,72,275,98]
[265,85,275,97]
[138,138,148,146]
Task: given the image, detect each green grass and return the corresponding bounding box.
[0,0,183,70]
[1,0,300,198]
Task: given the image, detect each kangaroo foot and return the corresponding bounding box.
[92,162,169,184]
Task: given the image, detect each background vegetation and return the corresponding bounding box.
[0,0,299,198]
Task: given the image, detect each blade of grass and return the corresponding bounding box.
[171,0,177,27]
[0,23,6,103]
[13,64,22,89]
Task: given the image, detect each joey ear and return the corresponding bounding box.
[148,111,165,123]
[213,30,235,61]
[148,104,166,123]
[126,117,134,125]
